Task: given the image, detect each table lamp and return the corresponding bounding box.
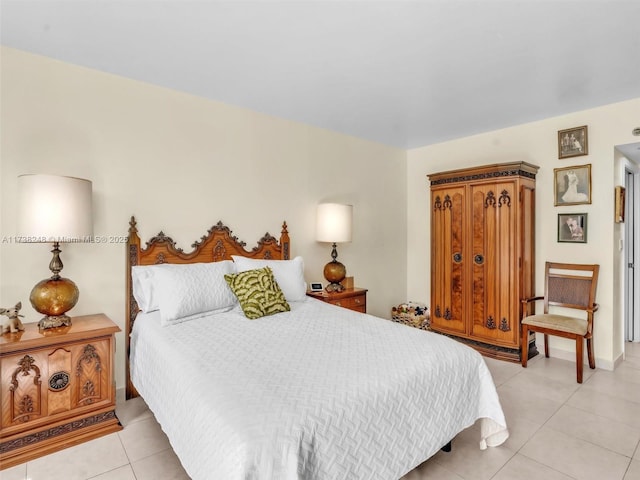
[17,174,93,328]
[316,203,352,292]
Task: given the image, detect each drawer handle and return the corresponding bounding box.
[355,298,361,304]
[49,371,70,391]
[335,302,342,306]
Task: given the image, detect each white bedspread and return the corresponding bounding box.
[130,298,508,480]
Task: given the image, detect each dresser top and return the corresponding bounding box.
[0,313,120,354]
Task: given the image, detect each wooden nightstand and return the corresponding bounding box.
[0,313,122,469]
[307,287,368,313]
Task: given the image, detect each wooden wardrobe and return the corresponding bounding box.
[428,162,539,362]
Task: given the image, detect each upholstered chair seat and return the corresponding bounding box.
[522,314,587,336]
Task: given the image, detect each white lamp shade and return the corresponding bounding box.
[17,174,93,242]
[316,203,353,243]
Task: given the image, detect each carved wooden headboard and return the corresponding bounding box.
[125,216,290,398]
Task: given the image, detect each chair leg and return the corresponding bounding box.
[522,325,529,368]
[587,336,595,369]
[576,337,584,384]
[544,334,550,358]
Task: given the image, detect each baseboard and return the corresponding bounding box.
[613,351,625,369]
[546,346,615,371]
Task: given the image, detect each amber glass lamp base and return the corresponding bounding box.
[323,242,347,292]
[30,276,79,329]
[323,260,346,292]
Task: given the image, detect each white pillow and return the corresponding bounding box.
[154,261,238,326]
[231,256,307,302]
[131,264,171,312]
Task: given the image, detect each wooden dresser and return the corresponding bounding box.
[428,162,539,362]
[306,288,367,313]
[0,314,122,468]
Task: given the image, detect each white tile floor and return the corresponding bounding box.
[3,343,640,480]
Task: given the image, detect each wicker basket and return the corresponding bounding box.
[391,302,430,331]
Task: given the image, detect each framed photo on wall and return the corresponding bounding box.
[554,164,591,206]
[558,213,587,243]
[558,125,588,159]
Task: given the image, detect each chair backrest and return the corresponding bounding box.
[544,262,599,313]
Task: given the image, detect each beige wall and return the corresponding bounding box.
[0,47,408,389]
[3,45,638,386]
[407,98,640,369]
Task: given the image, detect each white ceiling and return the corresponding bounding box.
[1,0,639,150]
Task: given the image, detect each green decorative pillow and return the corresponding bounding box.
[224,266,290,319]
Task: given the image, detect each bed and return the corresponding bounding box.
[125,216,508,480]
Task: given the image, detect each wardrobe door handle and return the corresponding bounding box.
[474,254,484,265]
[453,253,462,263]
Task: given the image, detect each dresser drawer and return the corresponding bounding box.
[327,294,366,312]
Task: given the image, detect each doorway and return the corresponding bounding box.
[616,141,640,347]
[625,165,639,342]
[614,142,640,356]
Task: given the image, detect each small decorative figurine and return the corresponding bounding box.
[0,301,26,334]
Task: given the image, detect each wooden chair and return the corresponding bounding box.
[521,262,600,383]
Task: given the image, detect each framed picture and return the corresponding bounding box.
[558,125,588,159]
[615,186,626,223]
[554,164,591,206]
[558,213,587,243]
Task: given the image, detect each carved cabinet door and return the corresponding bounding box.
[430,185,466,335]
[71,340,111,410]
[468,181,519,346]
[1,351,48,429]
